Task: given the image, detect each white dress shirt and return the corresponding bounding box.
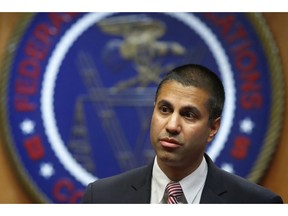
[150,156,208,204]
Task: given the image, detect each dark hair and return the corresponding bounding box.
[155,64,225,123]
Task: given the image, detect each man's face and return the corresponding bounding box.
[150,80,220,172]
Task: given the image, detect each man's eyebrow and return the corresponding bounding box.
[157,99,171,106]
[181,106,201,117]
[157,100,201,116]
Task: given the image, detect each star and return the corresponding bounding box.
[239,117,254,134]
[19,118,35,135]
[221,163,234,173]
[39,162,55,179]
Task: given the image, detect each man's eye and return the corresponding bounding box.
[184,111,196,119]
[159,105,170,113]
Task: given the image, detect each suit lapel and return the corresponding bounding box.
[123,162,154,203]
[121,154,228,203]
[200,154,227,203]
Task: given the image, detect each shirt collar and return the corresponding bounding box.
[151,156,208,204]
[151,157,171,203]
[181,157,208,203]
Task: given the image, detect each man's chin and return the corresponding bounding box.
[157,152,180,166]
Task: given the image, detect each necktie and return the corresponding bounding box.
[166,181,184,204]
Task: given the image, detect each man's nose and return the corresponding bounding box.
[166,113,181,134]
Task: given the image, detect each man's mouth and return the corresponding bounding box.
[159,137,181,149]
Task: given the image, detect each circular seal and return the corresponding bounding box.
[0,12,285,203]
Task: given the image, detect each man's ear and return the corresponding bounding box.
[208,117,221,142]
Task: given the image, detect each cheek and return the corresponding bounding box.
[150,112,160,127]
[150,114,162,138]
[185,126,210,145]
[150,114,157,134]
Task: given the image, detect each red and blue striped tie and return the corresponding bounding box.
[166,181,184,204]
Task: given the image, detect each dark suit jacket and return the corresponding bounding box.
[81,154,283,203]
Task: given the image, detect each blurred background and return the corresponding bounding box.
[0,12,288,203]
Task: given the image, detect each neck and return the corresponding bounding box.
[157,156,203,181]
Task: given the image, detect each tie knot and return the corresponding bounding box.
[166,181,183,203]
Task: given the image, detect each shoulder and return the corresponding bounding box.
[204,154,283,203]
[81,163,153,203]
[222,169,282,202]
[91,164,150,187]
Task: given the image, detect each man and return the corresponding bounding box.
[82,64,283,204]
